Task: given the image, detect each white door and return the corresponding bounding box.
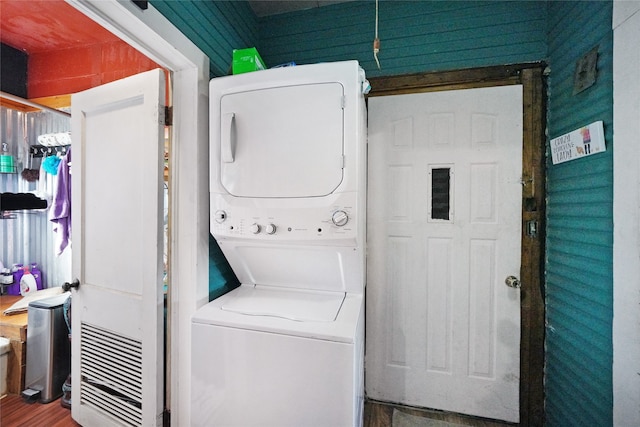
[366,85,523,423]
[70,69,166,426]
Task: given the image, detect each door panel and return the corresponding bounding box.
[71,69,165,426]
[366,85,522,423]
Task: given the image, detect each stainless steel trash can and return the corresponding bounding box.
[23,293,71,403]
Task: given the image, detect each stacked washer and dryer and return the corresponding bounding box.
[191,61,368,426]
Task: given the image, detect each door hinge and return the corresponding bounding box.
[164,106,173,126]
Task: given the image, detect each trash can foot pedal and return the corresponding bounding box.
[21,388,41,403]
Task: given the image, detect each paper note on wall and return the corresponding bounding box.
[550,121,605,165]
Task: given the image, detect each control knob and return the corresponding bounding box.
[265,223,277,235]
[332,210,349,227]
[214,210,227,223]
[250,223,261,234]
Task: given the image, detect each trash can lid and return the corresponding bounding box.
[28,292,70,309]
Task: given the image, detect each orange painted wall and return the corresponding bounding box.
[28,40,162,99]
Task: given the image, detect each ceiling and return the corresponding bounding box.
[0,1,119,54]
[0,0,350,55]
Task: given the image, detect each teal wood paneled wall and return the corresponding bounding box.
[148,1,616,421]
[150,0,258,77]
[208,234,238,300]
[258,1,547,77]
[545,1,613,426]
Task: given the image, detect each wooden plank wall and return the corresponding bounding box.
[257,1,547,77]
[545,1,614,426]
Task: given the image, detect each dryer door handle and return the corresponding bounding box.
[221,112,236,163]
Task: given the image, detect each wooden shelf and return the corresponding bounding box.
[0,92,71,117]
[0,97,39,113]
[30,95,71,109]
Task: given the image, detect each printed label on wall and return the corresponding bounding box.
[550,121,605,164]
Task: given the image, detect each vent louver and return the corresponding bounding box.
[80,322,143,426]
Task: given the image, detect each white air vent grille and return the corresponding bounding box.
[80,322,143,426]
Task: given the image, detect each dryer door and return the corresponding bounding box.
[219,82,345,198]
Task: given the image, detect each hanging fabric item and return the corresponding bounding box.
[42,155,61,175]
[36,156,54,204]
[49,148,71,255]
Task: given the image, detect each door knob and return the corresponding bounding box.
[505,276,521,289]
[62,279,80,292]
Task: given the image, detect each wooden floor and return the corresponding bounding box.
[0,394,515,426]
[0,394,79,427]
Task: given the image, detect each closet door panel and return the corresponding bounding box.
[71,68,165,427]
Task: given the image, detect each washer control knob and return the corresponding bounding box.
[250,223,261,234]
[214,210,227,223]
[265,223,277,235]
[332,210,349,227]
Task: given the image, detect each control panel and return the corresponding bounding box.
[211,204,358,241]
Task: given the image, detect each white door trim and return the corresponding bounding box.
[65,1,209,425]
[613,2,640,426]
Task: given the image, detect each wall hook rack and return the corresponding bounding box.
[29,144,70,158]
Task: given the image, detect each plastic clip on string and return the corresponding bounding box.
[373,0,381,69]
[373,38,381,69]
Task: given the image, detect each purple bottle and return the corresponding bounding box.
[8,264,23,295]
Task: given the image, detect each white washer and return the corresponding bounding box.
[191,285,364,427]
[192,61,368,427]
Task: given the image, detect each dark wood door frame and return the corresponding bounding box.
[366,63,546,426]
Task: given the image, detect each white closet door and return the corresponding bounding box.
[71,69,166,426]
[366,85,523,423]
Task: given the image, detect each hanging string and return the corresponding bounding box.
[373,0,381,69]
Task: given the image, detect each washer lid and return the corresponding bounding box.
[221,285,345,322]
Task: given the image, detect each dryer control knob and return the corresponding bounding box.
[332,210,349,227]
[265,223,276,235]
[250,223,261,234]
[214,210,227,223]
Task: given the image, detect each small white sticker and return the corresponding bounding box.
[550,121,605,165]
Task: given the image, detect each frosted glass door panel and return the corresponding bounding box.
[220,83,345,198]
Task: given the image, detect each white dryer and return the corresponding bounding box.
[192,61,368,427]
